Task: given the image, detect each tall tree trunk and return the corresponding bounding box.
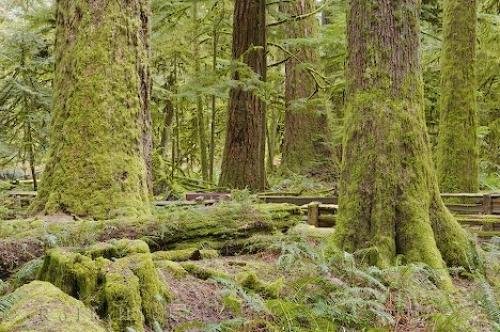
[281,0,331,174]
[26,119,37,191]
[192,0,209,181]
[334,0,480,287]
[33,0,152,219]
[140,2,153,194]
[219,0,267,191]
[436,0,479,193]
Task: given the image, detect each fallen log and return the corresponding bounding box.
[0,203,302,278]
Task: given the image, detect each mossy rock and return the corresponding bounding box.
[0,281,106,332]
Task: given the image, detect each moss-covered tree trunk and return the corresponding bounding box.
[281,0,331,174]
[219,0,267,191]
[33,0,152,219]
[436,0,479,193]
[334,0,479,286]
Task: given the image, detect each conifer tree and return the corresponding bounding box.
[33,0,152,219]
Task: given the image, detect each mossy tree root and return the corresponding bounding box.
[38,240,171,331]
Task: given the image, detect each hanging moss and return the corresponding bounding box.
[436,0,479,193]
[32,0,152,219]
[0,281,106,332]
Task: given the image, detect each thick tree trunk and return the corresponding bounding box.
[33,0,152,219]
[219,0,267,191]
[334,0,480,286]
[281,0,331,174]
[436,0,479,193]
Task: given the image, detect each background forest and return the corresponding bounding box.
[0,0,498,192]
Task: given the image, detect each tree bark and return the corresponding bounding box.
[219,0,267,191]
[192,0,209,182]
[334,0,480,287]
[33,0,152,219]
[436,0,479,193]
[281,0,331,174]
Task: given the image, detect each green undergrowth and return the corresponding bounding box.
[159,234,499,331]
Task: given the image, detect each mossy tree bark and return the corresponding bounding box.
[219,0,267,191]
[334,0,480,286]
[33,0,152,219]
[436,0,479,193]
[281,0,331,174]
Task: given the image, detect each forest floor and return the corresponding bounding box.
[0,179,498,332]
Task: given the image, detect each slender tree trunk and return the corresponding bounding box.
[209,16,221,183]
[281,0,331,174]
[33,0,152,219]
[26,119,37,191]
[219,0,267,191]
[160,98,175,158]
[193,0,209,181]
[334,0,480,287]
[139,1,153,193]
[436,0,479,193]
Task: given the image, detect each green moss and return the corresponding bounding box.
[37,242,170,331]
[32,0,152,219]
[236,271,284,298]
[436,0,479,193]
[1,203,301,274]
[155,259,188,278]
[84,239,150,259]
[117,254,171,326]
[38,248,99,304]
[222,293,243,315]
[0,281,106,332]
[152,248,219,262]
[181,262,230,280]
[103,264,145,332]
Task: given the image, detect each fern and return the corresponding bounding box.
[476,275,500,325]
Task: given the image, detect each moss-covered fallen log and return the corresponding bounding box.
[0,203,301,277]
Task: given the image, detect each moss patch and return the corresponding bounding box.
[0,281,106,332]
